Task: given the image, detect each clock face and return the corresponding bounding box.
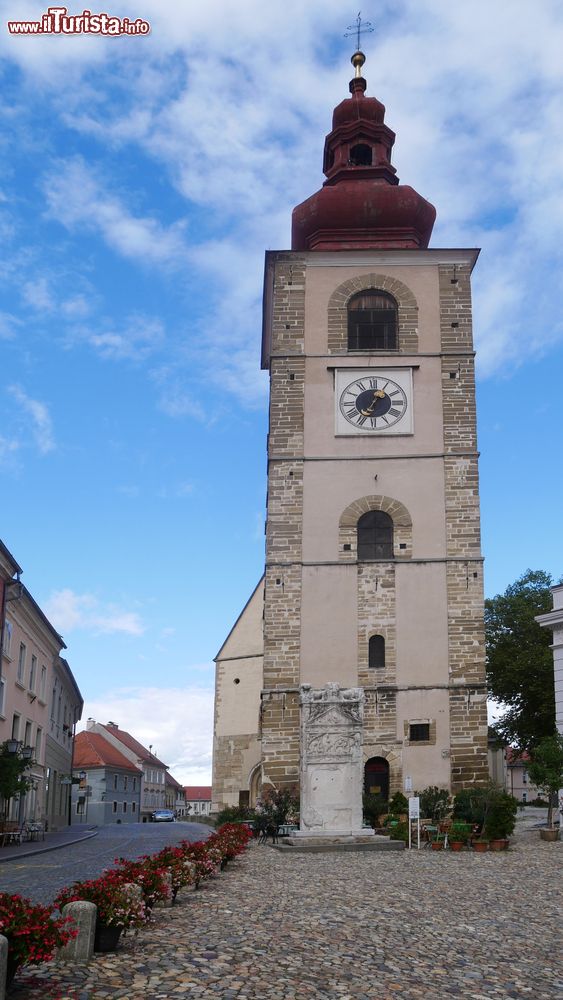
[335,369,413,435]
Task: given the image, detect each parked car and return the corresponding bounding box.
[151,809,175,822]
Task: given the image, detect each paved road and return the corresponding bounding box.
[0,821,212,905]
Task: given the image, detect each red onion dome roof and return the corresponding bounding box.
[291,52,436,251]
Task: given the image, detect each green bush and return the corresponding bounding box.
[362,793,388,827]
[388,821,409,843]
[483,791,517,840]
[215,805,255,827]
[388,791,408,815]
[416,786,450,822]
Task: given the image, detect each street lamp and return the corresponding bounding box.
[5,739,33,759]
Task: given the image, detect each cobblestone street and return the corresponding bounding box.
[10,815,562,1000]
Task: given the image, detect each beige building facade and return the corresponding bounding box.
[212,54,488,812]
[1,539,83,829]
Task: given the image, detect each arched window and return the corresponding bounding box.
[357,510,394,560]
[348,291,397,351]
[368,635,385,669]
[349,143,372,166]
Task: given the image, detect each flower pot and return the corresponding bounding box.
[94,922,122,953]
[540,828,559,842]
[489,839,508,852]
[449,841,465,852]
[472,841,489,853]
[6,955,21,988]
[431,841,444,851]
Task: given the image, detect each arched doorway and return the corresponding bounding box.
[248,764,262,808]
[364,757,390,801]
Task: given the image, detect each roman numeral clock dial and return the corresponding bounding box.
[335,370,413,435]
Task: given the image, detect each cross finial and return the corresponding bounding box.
[344,12,374,52]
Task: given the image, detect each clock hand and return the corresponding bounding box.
[361,389,386,416]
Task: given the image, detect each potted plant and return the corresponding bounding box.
[416,786,450,825]
[527,733,563,842]
[448,822,471,851]
[362,793,388,830]
[483,789,517,850]
[55,871,147,951]
[0,892,76,986]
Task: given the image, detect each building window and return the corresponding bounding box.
[113,774,118,790]
[348,291,397,351]
[124,776,128,791]
[17,643,26,684]
[409,723,430,742]
[11,713,20,740]
[0,676,5,716]
[112,801,117,813]
[36,728,42,755]
[3,621,12,656]
[29,655,37,692]
[123,802,127,813]
[40,666,47,701]
[133,778,136,791]
[357,511,394,560]
[368,635,385,669]
[24,721,32,749]
[132,801,136,813]
[522,770,528,784]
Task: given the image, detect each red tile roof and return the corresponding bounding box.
[184,786,212,801]
[99,723,168,769]
[505,747,531,765]
[74,731,142,773]
[165,772,184,790]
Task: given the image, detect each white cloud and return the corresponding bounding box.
[79,684,214,784]
[73,314,165,362]
[22,275,55,312]
[42,157,188,268]
[44,588,146,637]
[7,384,55,454]
[0,311,21,339]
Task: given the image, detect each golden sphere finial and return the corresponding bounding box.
[351,50,366,78]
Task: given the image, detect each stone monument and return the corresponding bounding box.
[292,682,374,842]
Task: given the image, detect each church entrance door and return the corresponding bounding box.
[364,757,389,800]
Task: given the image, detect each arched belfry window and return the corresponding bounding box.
[349,143,372,166]
[348,291,397,351]
[368,635,385,669]
[357,510,394,560]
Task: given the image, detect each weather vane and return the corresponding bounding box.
[344,11,374,51]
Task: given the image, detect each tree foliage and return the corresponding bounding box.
[485,569,556,751]
[527,733,563,828]
[0,743,33,818]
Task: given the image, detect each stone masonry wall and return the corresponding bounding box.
[262,255,306,788]
[440,263,488,788]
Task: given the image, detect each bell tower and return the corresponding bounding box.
[259,48,488,809]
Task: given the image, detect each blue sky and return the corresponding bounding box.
[1,1,562,781]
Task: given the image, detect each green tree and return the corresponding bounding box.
[485,569,556,751]
[0,743,33,820]
[526,733,563,830]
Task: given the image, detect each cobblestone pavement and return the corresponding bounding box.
[11,817,562,1000]
[1,822,213,905]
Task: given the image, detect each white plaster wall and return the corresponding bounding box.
[304,357,445,459]
[303,260,442,355]
[301,456,446,562]
[300,565,358,687]
[397,688,451,790]
[215,657,263,737]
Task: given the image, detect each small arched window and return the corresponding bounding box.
[349,143,372,166]
[368,635,385,669]
[357,510,394,560]
[348,291,397,351]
